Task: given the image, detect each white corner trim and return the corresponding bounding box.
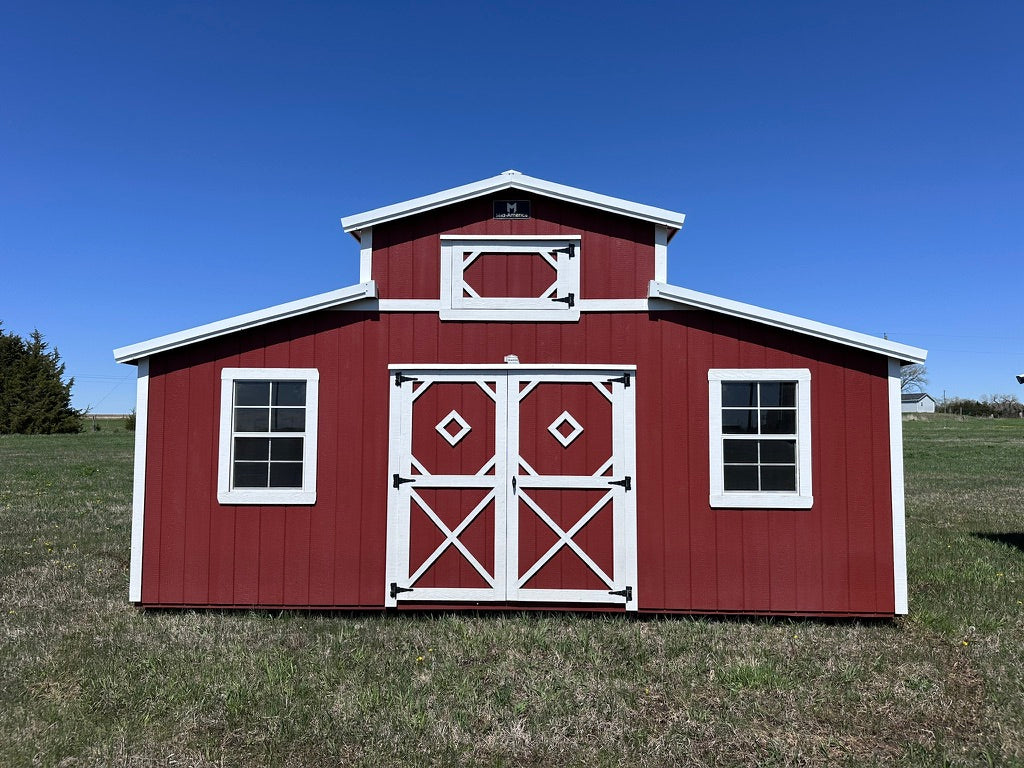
[216,368,320,505]
[708,368,813,510]
[358,227,373,283]
[113,282,377,363]
[654,225,669,283]
[341,171,686,234]
[128,357,149,603]
[888,357,909,614]
[649,281,928,364]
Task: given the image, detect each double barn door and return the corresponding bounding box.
[385,366,637,610]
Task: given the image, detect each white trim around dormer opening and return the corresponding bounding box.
[358,227,373,283]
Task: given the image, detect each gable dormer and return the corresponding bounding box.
[341,170,686,321]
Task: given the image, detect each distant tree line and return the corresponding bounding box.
[937,394,1024,419]
[0,323,82,434]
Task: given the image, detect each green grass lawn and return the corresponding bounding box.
[1,419,1022,766]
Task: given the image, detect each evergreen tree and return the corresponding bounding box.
[0,323,82,434]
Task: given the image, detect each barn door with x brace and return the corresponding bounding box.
[385,366,637,610]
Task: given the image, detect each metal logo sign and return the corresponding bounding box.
[493,200,531,219]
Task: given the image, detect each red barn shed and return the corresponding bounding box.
[114,171,926,617]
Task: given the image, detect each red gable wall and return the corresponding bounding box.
[371,193,656,300]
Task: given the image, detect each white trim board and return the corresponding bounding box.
[217,368,320,505]
[888,357,909,614]
[128,357,149,602]
[649,281,927,365]
[341,170,686,235]
[708,369,813,510]
[113,282,377,363]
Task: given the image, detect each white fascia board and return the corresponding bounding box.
[113,281,377,363]
[649,281,928,364]
[340,171,686,235]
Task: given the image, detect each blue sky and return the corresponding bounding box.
[2,1,1021,413]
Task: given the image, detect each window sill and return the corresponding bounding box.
[710,493,813,510]
[217,490,316,506]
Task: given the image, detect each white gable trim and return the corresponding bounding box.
[888,357,909,614]
[340,170,686,235]
[649,281,927,365]
[113,281,377,363]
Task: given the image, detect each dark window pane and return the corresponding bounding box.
[759,382,796,407]
[235,437,269,461]
[273,381,306,406]
[722,409,757,434]
[761,465,796,491]
[759,439,796,464]
[724,465,759,491]
[271,408,305,432]
[269,462,303,488]
[760,409,796,435]
[234,461,269,487]
[722,382,756,407]
[234,407,269,432]
[270,437,303,461]
[235,381,270,406]
[723,439,758,463]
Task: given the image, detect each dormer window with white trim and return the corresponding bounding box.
[439,235,581,321]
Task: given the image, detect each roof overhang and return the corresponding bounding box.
[113,281,377,364]
[649,281,928,365]
[340,170,686,239]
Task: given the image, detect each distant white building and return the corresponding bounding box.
[901,392,936,413]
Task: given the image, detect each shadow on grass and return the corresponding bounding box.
[972,531,1024,553]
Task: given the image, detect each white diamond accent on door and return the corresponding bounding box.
[435,409,471,446]
[547,410,584,447]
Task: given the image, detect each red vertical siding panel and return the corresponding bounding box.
[871,371,896,612]
[356,315,404,605]
[634,314,666,609]
[308,321,338,605]
[845,365,876,612]
[141,368,166,603]
[182,358,215,604]
[208,345,240,604]
[660,314,691,610]
[158,368,189,604]
[685,314,718,609]
[817,357,850,612]
[331,318,364,605]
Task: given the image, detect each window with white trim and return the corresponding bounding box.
[708,369,812,509]
[439,235,581,321]
[217,368,319,505]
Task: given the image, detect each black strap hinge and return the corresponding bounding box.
[553,244,575,258]
[394,372,418,387]
[606,373,631,387]
[390,582,414,599]
[393,474,415,489]
[608,476,632,491]
[609,586,632,602]
[551,293,575,308]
